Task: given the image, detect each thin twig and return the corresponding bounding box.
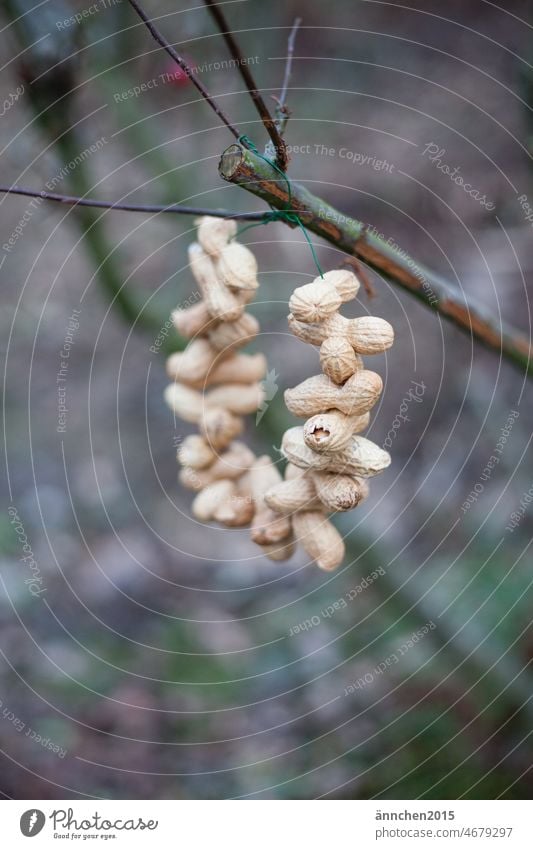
[203,0,289,170]
[278,17,302,111]
[267,17,302,148]
[219,143,533,376]
[0,185,267,219]
[125,0,241,140]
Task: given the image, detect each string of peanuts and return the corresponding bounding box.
[164,217,394,570]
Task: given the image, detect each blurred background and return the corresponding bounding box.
[0,0,532,799]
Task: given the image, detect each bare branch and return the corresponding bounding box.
[203,0,289,170]
[266,17,302,149]
[219,143,533,376]
[279,17,302,112]
[0,185,267,219]
[125,0,241,140]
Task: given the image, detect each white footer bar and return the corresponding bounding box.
[3,800,530,847]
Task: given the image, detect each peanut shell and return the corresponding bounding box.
[189,243,243,321]
[207,311,259,351]
[249,456,292,545]
[200,407,243,450]
[292,511,345,571]
[196,216,237,256]
[289,279,342,323]
[288,312,394,354]
[178,434,216,470]
[312,471,369,512]
[166,339,225,385]
[303,410,370,453]
[206,382,265,416]
[264,475,322,514]
[281,427,391,477]
[172,301,216,338]
[216,242,259,290]
[179,441,255,490]
[321,268,360,302]
[192,480,236,521]
[284,371,382,418]
[319,336,362,384]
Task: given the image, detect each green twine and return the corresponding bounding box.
[235,134,324,278]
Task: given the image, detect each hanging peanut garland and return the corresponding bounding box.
[164,217,394,571]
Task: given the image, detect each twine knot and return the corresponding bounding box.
[237,134,323,277]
